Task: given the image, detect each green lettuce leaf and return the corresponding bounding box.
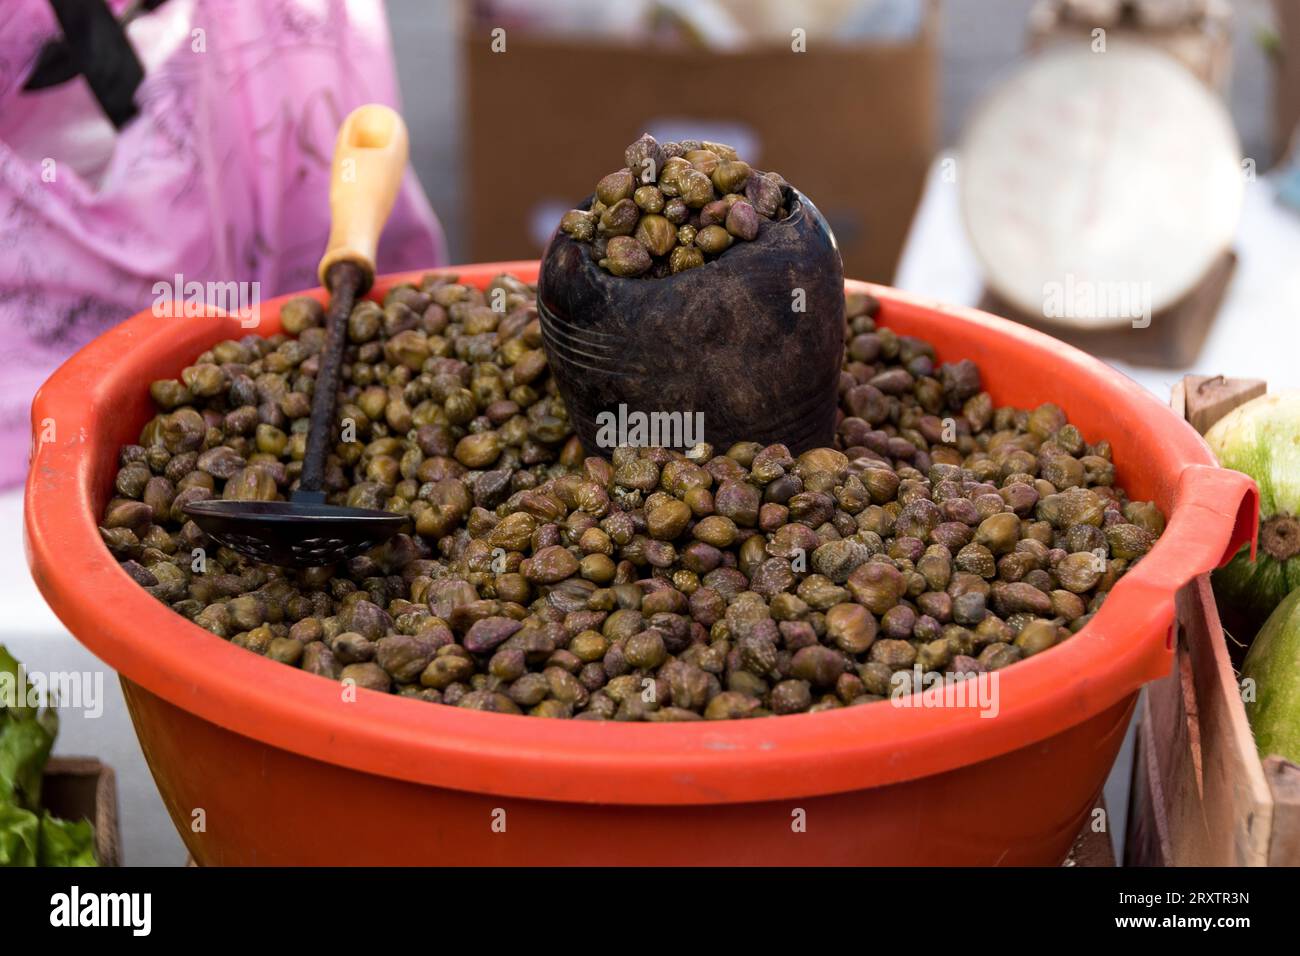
[0,643,58,809]
[0,644,32,720]
[38,812,97,867]
[0,711,55,809]
[0,803,39,867]
[0,645,96,867]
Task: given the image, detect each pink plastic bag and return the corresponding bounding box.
[1,0,446,488]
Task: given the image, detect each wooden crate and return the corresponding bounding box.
[42,756,121,867]
[1064,798,1116,867]
[1125,377,1300,866]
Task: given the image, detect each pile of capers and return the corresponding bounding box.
[558,134,790,278]
[100,274,1165,719]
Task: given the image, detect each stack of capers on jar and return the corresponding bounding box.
[100,274,1165,720]
[558,133,790,278]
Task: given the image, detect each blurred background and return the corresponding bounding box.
[394,0,1299,394]
[400,0,1284,267]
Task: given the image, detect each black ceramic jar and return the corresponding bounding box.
[537,186,845,457]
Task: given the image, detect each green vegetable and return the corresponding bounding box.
[0,645,97,867]
[1241,588,1300,763]
[1205,392,1300,627]
[0,645,56,809]
[0,716,54,809]
[38,813,97,867]
[0,804,37,866]
[0,807,95,867]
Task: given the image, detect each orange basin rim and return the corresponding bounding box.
[23,262,1258,806]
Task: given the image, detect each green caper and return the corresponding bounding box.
[711,159,751,194]
[1014,619,1059,657]
[280,296,323,334]
[634,214,677,258]
[560,209,597,243]
[678,169,715,208]
[669,246,704,274]
[633,185,664,213]
[598,198,639,237]
[974,512,1020,555]
[595,169,635,206]
[694,225,732,256]
[600,236,651,277]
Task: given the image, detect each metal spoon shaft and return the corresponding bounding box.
[298,260,364,497]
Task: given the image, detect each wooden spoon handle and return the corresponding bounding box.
[317,103,409,293]
[300,105,407,495]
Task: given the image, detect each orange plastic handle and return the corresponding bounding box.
[1116,462,1258,682]
[1172,462,1259,567]
[317,104,409,292]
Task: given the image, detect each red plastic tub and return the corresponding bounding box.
[25,262,1257,865]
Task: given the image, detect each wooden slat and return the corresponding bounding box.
[1181,578,1274,865]
[1142,601,1211,862]
[1127,374,1292,866]
[1131,585,1273,866]
[1179,375,1266,436]
[1125,695,1172,865]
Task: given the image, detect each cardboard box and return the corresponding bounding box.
[1276,0,1299,162]
[465,13,937,282]
[42,756,121,867]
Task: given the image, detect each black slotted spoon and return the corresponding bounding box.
[184,105,410,567]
